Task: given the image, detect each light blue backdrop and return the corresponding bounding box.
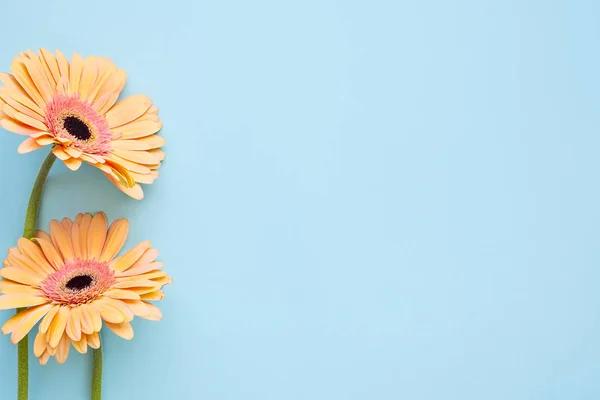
[0,0,599,399]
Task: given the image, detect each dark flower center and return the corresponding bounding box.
[63,116,91,141]
[65,274,94,291]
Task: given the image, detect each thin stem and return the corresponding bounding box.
[91,342,103,400]
[17,150,56,400]
[23,151,57,240]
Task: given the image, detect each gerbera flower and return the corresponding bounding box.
[0,49,165,200]
[0,212,171,364]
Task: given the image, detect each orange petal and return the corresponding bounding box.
[91,299,124,324]
[112,120,162,140]
[99,219,129,262]
[0,294,48,310]
[10,303,53,344]
[52,146,71,161]
[39,305,60,334]
[78,56,98,100]
[110,241,151,272]
[64,157,83,171]
[72,334,88,354]
[22,54,53,103]
[79,304,95,334]
[46,306,69,348]
[87,212,108,259]
[49,220,75,261]
[39,49,61,86]
[104,288,140,300]
[78,213,93,259]
[86,58,117,103]
[33,329,47,357]
[87,332,101,349]
[1,118,44,136]
[104,174,144,200]
[55,50,70,82]
[0,267,42,286]
[17,238,53,275]
[10,58,46,108]
[17,138,44,154]
[94,69,127,114]
[105,95,152,128]
[34,238,64,269]
[100,297,134,321]
[55,332,70,364]
[2,303,49,335]
[140,290,165,301]
[0,280,40,295]
[68,52,84,94]
[105,321,134,340]
[66,306,82,341]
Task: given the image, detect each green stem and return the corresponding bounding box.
[23,151,57,240]
[17,150,56,400]
[91,341,103,400]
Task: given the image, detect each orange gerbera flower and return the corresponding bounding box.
[0,212,171,365]
[0,49,165,200]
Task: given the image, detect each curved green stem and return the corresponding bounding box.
[91,340,103,400]
[23,151,57,240]
[17,150,56,400]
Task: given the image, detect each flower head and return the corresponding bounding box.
[0,49,165,199]
[0,212,171,364]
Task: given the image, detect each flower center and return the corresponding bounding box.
[45,94,112,156]
[40,259,116,305]
[63,116,92,141]
[65,274,94,291]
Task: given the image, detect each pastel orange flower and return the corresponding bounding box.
[0,49,165,200]
[0,212,171,364]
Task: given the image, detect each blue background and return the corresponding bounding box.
[0,0,599,399]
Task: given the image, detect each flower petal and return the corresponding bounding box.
[118,261,164,278]
[55,332,70,364]
[39,305,60,334]
[78,213,93,260]
[104,288,140,300]
[0,267,42,286]
[105,321,134,340]
[11,57,46,108]
[68,52,84,94]
[104,173,144,200]
[140,290,165,301]
[34,329,47,357]
[111,120,162,140]
[11,303,53,344]
[1,118,45,136]
[87,212,108,259]
[2,303,49,335]
[110,241,151,272]
[79,304,95,334]
[34,238,64,269]
[0,294,48,310]
[78,56,98,100]
[72,334,88,354]
[39,49,61,86]
[46,306,69,348]
[49,220,75,261]
[64,157,83,171]
[66,306,82,341]
[17,238,53,275]
[87,332,100,349]
[92,300,124,324]
[111,135,165,151]
[17,137,43,154]
[105,95,152,128]
[99,219,129,262]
